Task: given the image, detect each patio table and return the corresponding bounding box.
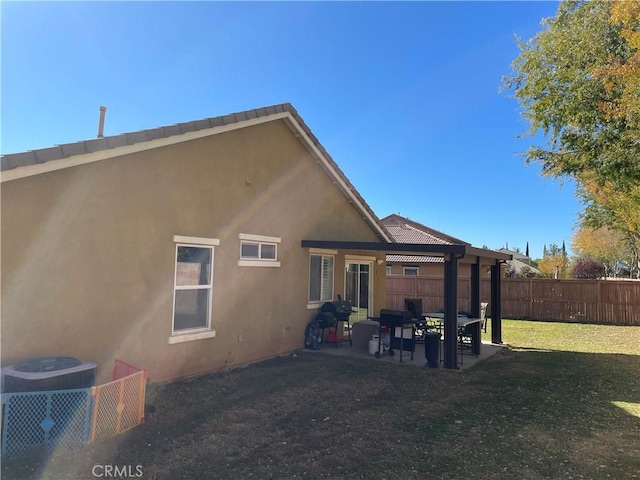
[421,313,484,356]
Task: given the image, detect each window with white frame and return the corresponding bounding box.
[309,254,334,303]
[403,266,419,276]
[386,266,392,275]
[172,239,215,334]
[238,233,281,267]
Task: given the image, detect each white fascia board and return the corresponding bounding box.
[1,113,289,183]
[284,113,392,243]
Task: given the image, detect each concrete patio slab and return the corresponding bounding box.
[302,339,505,371]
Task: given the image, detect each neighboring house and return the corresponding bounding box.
[1,103,391,383]
[381,214,495,278]
[497,248,541,277]
[497,247,531,265]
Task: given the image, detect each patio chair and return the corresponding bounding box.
[404,298,422,321]
[458,304,489,364]
[481,302,488,333]
[457,319,475,367]
[405,298,431,343]
[458,324,473,350]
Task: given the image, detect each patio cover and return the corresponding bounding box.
[301,240,512,369]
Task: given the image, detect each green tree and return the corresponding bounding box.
[537,253,570,278]
[545,243,563,257]
[504,0,640,237]
[572,225,636,277]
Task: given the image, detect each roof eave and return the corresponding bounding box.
[1,103,391,243]
[302,240,513,263]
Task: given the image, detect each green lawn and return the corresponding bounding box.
[488,319,640,355]
[3,320,639,480]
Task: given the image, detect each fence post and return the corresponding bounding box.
[115,380,125,435]
[597,279,602,322]
[90,386,99,443]
[138,371,148,424]
[529,277,533,318]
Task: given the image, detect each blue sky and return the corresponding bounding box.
[1,1,578,258]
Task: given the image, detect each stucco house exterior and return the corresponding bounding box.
[1,103,391,383]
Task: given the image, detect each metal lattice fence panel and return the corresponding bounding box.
[90,370,146,442]
[1,389,93,458]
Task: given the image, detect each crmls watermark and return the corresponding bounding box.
[92,464,144,478]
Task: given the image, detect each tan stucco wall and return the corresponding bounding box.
[386,263,494,278]
[1,120,385,383]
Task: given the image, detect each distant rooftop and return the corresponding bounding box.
[381,214,470,264]
[497,248,531,261]
[381,214,470,245]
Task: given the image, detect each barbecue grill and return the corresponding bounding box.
[377,309,416,362]
[319,300,354,347]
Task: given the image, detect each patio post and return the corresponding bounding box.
[470,259,480,318]
[490,260,503,344]
[470,258,481,354]
[443,253,460,369]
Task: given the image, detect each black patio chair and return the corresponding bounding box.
[405,298,433,343]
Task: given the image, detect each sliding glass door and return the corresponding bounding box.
[345,260,373,323]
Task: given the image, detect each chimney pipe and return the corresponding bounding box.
[97,106,107,138]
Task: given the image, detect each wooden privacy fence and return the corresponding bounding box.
[387,276,640,325]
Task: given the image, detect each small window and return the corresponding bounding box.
[240,240,277,260]
[386,266,392,275]
[261,243,277,260]
[403,267,419,276]
[241,242,260,259]
[309,254,334,303]
[238,233,281,267]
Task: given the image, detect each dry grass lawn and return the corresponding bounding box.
[2,320,639,480]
